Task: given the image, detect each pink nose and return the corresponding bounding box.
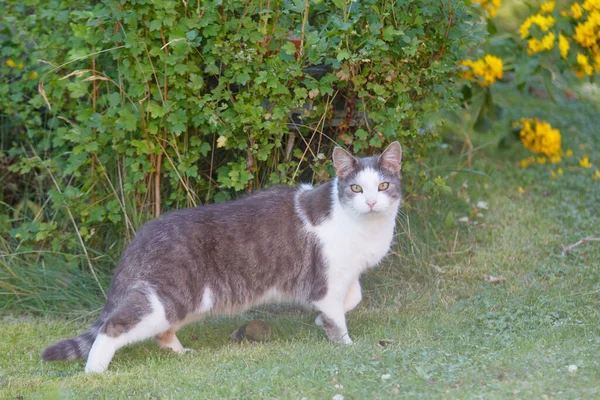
[367,201,376,208]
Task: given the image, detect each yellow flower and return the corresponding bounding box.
[583,0,600,11]
[540,1,555,13]
[580,156,592,168]
[519,14,556,39]
[471,0,502,18]
[17,63,24,69]
[483,55,503,85]
[537,156,547,164]
[542,31,556,50]
[520,159,530,168]
[459,55,503,86]
[566,149,574,157]
[518,186,526,194]
[217,135,228,148]
[592,169,600,179]
[594,53,600,72]
[520,19,533,39]
[28,71,39,80]
[6,59,15,68]
[573,20,598,48]
[572,2,583,18]
[558,167,563,175]
[459,60,476,81]
[519,118,562,157]
[559,34,570,59]
[550,154,561,163]
[577,53,594,76]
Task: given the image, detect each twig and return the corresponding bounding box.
[561,236,600,256]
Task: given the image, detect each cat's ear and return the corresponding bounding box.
[332,147,358,179]
[378,141,402,175]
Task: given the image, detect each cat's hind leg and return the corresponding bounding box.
[156,328,184,352]
[85,288,171,373]
[155,328,194,353]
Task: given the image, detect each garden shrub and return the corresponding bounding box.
[1,0,481,284]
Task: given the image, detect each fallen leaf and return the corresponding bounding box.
[483,275,507,284]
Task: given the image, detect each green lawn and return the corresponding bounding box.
[1,87,599,398]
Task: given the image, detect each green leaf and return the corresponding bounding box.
[130,139,151,155]
[147,102,167,119]
[186,30,198,40]
[282,41,297,56]
[332,0,345,9]
[337,49,351,62]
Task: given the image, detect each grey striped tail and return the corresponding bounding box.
[41,321,102,361]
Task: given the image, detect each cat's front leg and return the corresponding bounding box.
[315,278,362,329]
[312,296,352,344]
[343,278,362,313]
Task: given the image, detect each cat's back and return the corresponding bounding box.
[120,185,306,264]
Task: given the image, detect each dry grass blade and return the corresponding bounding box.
[38,78,50,110]
[58,69,92,80]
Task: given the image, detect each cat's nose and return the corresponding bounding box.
[367,201,377,208]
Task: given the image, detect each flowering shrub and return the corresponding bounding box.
[519,0,600,77]
[459,0,599,184]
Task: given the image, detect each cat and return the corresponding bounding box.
[41,141,403,373]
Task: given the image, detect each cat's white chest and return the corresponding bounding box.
[312,205,398,280]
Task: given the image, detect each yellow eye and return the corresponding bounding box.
[378,182,389,191]
[350,184,363,193]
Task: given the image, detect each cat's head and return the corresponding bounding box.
[333,142,402,216]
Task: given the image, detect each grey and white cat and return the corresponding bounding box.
[42,142,403,373]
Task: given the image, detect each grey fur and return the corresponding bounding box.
[41,320,103,361]
[41,143,403,366]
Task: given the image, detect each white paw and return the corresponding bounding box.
[84,363,108,374]
[342,336,353,345]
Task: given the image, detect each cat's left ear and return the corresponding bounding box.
[378,141,402,175]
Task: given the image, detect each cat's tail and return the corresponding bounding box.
[41,320,103,361]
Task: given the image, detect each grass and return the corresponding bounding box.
[1,86,600,398]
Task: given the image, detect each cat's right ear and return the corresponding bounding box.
[332,147,358,179]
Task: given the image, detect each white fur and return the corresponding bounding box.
[301,175,399,344]
[198,286,215,313]
[85,289,170,373]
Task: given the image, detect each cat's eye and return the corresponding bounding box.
[378,182,390,191]
[350,184,363,193]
